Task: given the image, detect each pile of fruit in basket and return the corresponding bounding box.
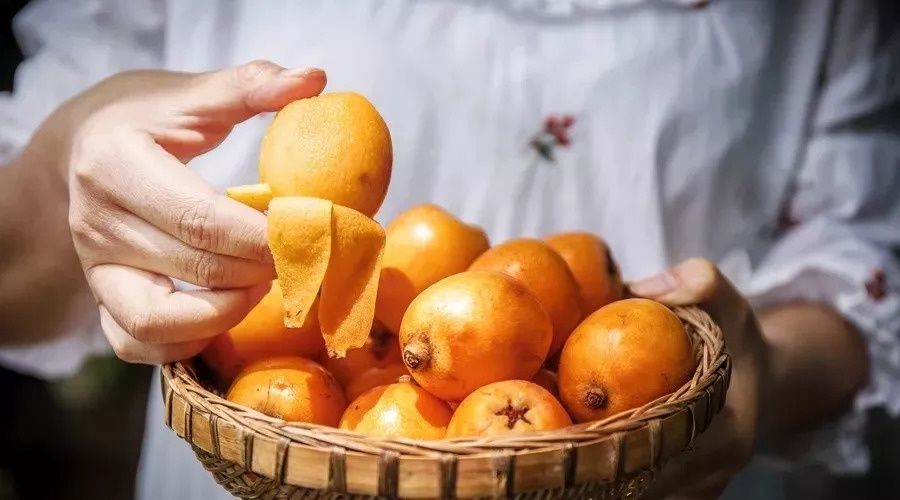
[198,92,697,439]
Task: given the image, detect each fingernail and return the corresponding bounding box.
[282,67,324,78]
[629,270,679,297]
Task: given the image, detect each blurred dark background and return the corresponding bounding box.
[0,1,899,499]
[0,1,154,498]
[0,5,154,498]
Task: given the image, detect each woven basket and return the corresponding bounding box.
[161,305,730,499]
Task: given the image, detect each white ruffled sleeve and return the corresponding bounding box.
[0,0,164,379]
[741,1,900,474]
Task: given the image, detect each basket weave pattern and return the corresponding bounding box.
[162,306,730,499]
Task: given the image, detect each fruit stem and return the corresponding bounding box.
[402,341,431,371]
[584,386,607,409]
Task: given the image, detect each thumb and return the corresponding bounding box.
[628,258,752,337]
[185,60,327,124]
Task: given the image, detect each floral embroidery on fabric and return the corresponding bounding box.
[777,206,799,232]
[866,268,887,302]
[530,114,575,162]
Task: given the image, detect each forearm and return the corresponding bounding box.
[0,114,91,346]
[758,301,869,437]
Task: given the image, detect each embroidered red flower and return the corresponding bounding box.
[531,114,575,161]
[866,268,887,302]
[777,207,799,232]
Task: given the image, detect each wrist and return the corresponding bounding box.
[752,323,777,450]
[6,122,71,231]
[756,303,868,439]
[0,109,85,343]
[1,154,54,243]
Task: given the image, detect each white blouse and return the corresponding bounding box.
[1,0,898,498]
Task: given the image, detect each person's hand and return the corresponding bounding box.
[629,258,769,499]
[58,61,327,364]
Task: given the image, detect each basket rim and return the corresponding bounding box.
[161,304,730,497]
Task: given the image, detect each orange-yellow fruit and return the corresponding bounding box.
[344,363,409,402]
[201,281,325,386]
[545,231,624,315]
[225,182,274,211]
[558,299,695,422]
[322,321,401,385]
[267,198,385,358]
[261,92,391,357]
[259,92,392,217]
[375,204,489,334]
[317,204,385,357]
[226,356,346,425]
[532,369,559,399]
[267,197,333,328]
[399,271,552,402]
[446,380,572,438]
[339,381,452,440]
[469,238,582,356]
